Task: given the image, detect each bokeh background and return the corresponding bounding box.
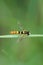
[0,0,43,65]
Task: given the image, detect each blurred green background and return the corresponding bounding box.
[0,0,43,65]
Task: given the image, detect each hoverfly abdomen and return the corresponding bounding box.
[21,31,23,34]
[10,31,19,34]
[18,31,20,34]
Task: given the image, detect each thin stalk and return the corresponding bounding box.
[0,34,43,38]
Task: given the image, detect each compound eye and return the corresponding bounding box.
[27,31,31,35]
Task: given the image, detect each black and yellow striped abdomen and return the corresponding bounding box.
[10,31,30,35]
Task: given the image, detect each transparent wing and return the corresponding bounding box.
[17,34,26,43]
[16,21,26,43]
[17,21,24,31]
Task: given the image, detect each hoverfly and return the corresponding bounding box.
[10,30,30,35]
[10,21,31,42]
